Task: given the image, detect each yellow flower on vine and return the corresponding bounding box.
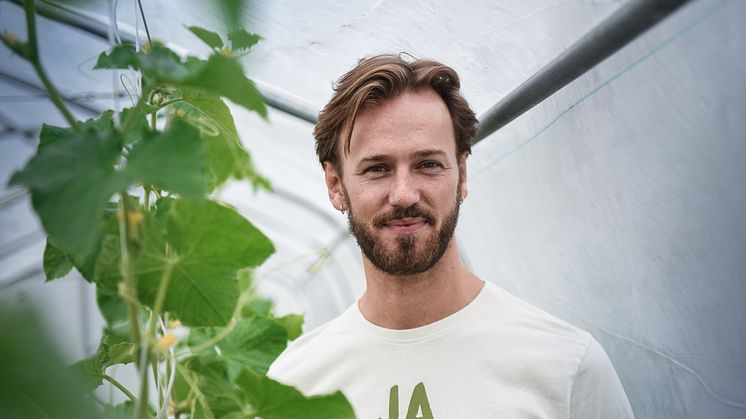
[2,31,18,47]
[116,209,144,228]
[155,332,177,352]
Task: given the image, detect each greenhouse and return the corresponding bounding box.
[0,0,744,418]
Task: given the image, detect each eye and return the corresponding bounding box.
[419,160,443,170]
[365,164,388,173]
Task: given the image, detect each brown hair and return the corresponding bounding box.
[314,54,478,169]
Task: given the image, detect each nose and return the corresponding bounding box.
[387,170,420,208]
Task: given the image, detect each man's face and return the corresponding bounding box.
[324,89,468,276]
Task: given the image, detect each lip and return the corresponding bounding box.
[383,217,428,233]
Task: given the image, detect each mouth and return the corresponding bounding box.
[382,217,429,233]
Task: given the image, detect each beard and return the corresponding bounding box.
[346,188,461,277]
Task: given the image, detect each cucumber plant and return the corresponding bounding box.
[2,1,354,418]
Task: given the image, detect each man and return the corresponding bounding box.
[268,54,634,418]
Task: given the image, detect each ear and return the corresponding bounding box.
[323,161,347,211]
[457,151,469,202]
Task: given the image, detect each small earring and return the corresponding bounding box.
[458,196,464,205]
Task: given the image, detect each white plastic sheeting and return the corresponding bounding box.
[463,2,746,417]
[0,1,744,417]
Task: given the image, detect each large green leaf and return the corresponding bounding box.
[69,348,108,392]
[181,53,267,117]
[43,238,73,281]
[125,119,207,197]
[146,199,274,326]
[187,25,224,50]
[119,106,150,146]
[228,29,261,51]
[171,366,192,407]
[243,296,274,317]
[189,314,287,378]
[100,401,136,419]
[46,203,119,283]
[235,369,356,419]
[44,221,110,283]
[9,114,124,254]
[187,358,246,418]
[240,296,304,340]
[94,44,138,69]
[10,114,207,255]
[177,87,271,190]
[139,45,192,81]
[96,44,267,117]
[273,313,304,341]
[96,44,185,80]
[97,198,274,327]
[96,285,132,345]
[70,336,134,392]
[37,111,117,152]
[108,342,136,365]
[38,123,73,150]
[96,285,128,327]
[184,359,354,419]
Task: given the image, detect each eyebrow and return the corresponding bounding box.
[355,149,449,167]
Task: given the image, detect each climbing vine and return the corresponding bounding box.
[2,1,354,418]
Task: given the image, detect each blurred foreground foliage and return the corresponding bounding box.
[0,307,99,419]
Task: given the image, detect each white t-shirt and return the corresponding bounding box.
[268,282,634,418]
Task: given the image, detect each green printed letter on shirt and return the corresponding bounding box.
[382,382,434,419]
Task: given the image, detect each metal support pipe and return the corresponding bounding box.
[474,0,693,144]
[8,0,319,124]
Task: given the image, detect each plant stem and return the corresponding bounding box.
[135,341,148,412]
[144,186,151,210]
[150,261,175,331]
[191,317,236,354]
[164,344,174,415]
[151,350,161,408]
[136,345,150,419]
[189,283,252,353]
[118,192,147,419]
[141,258,175,417]
[103,374,137,402]
[118,193,142,351]
[23,0,78,130]
[156,98,182,109]
[175,364,215,419]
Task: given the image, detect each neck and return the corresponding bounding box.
[358,240,484,329]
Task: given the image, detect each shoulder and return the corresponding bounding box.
[570,338,635,418]
[483,283,592,350]
[483,283,633,417]
[267,304,361,386]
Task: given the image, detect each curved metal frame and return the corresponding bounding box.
[474,0,693,143]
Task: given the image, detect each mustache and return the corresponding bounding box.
[372,205,435,228]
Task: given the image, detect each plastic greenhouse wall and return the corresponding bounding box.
[461,1,746,418]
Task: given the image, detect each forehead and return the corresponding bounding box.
[345,89,456,161]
